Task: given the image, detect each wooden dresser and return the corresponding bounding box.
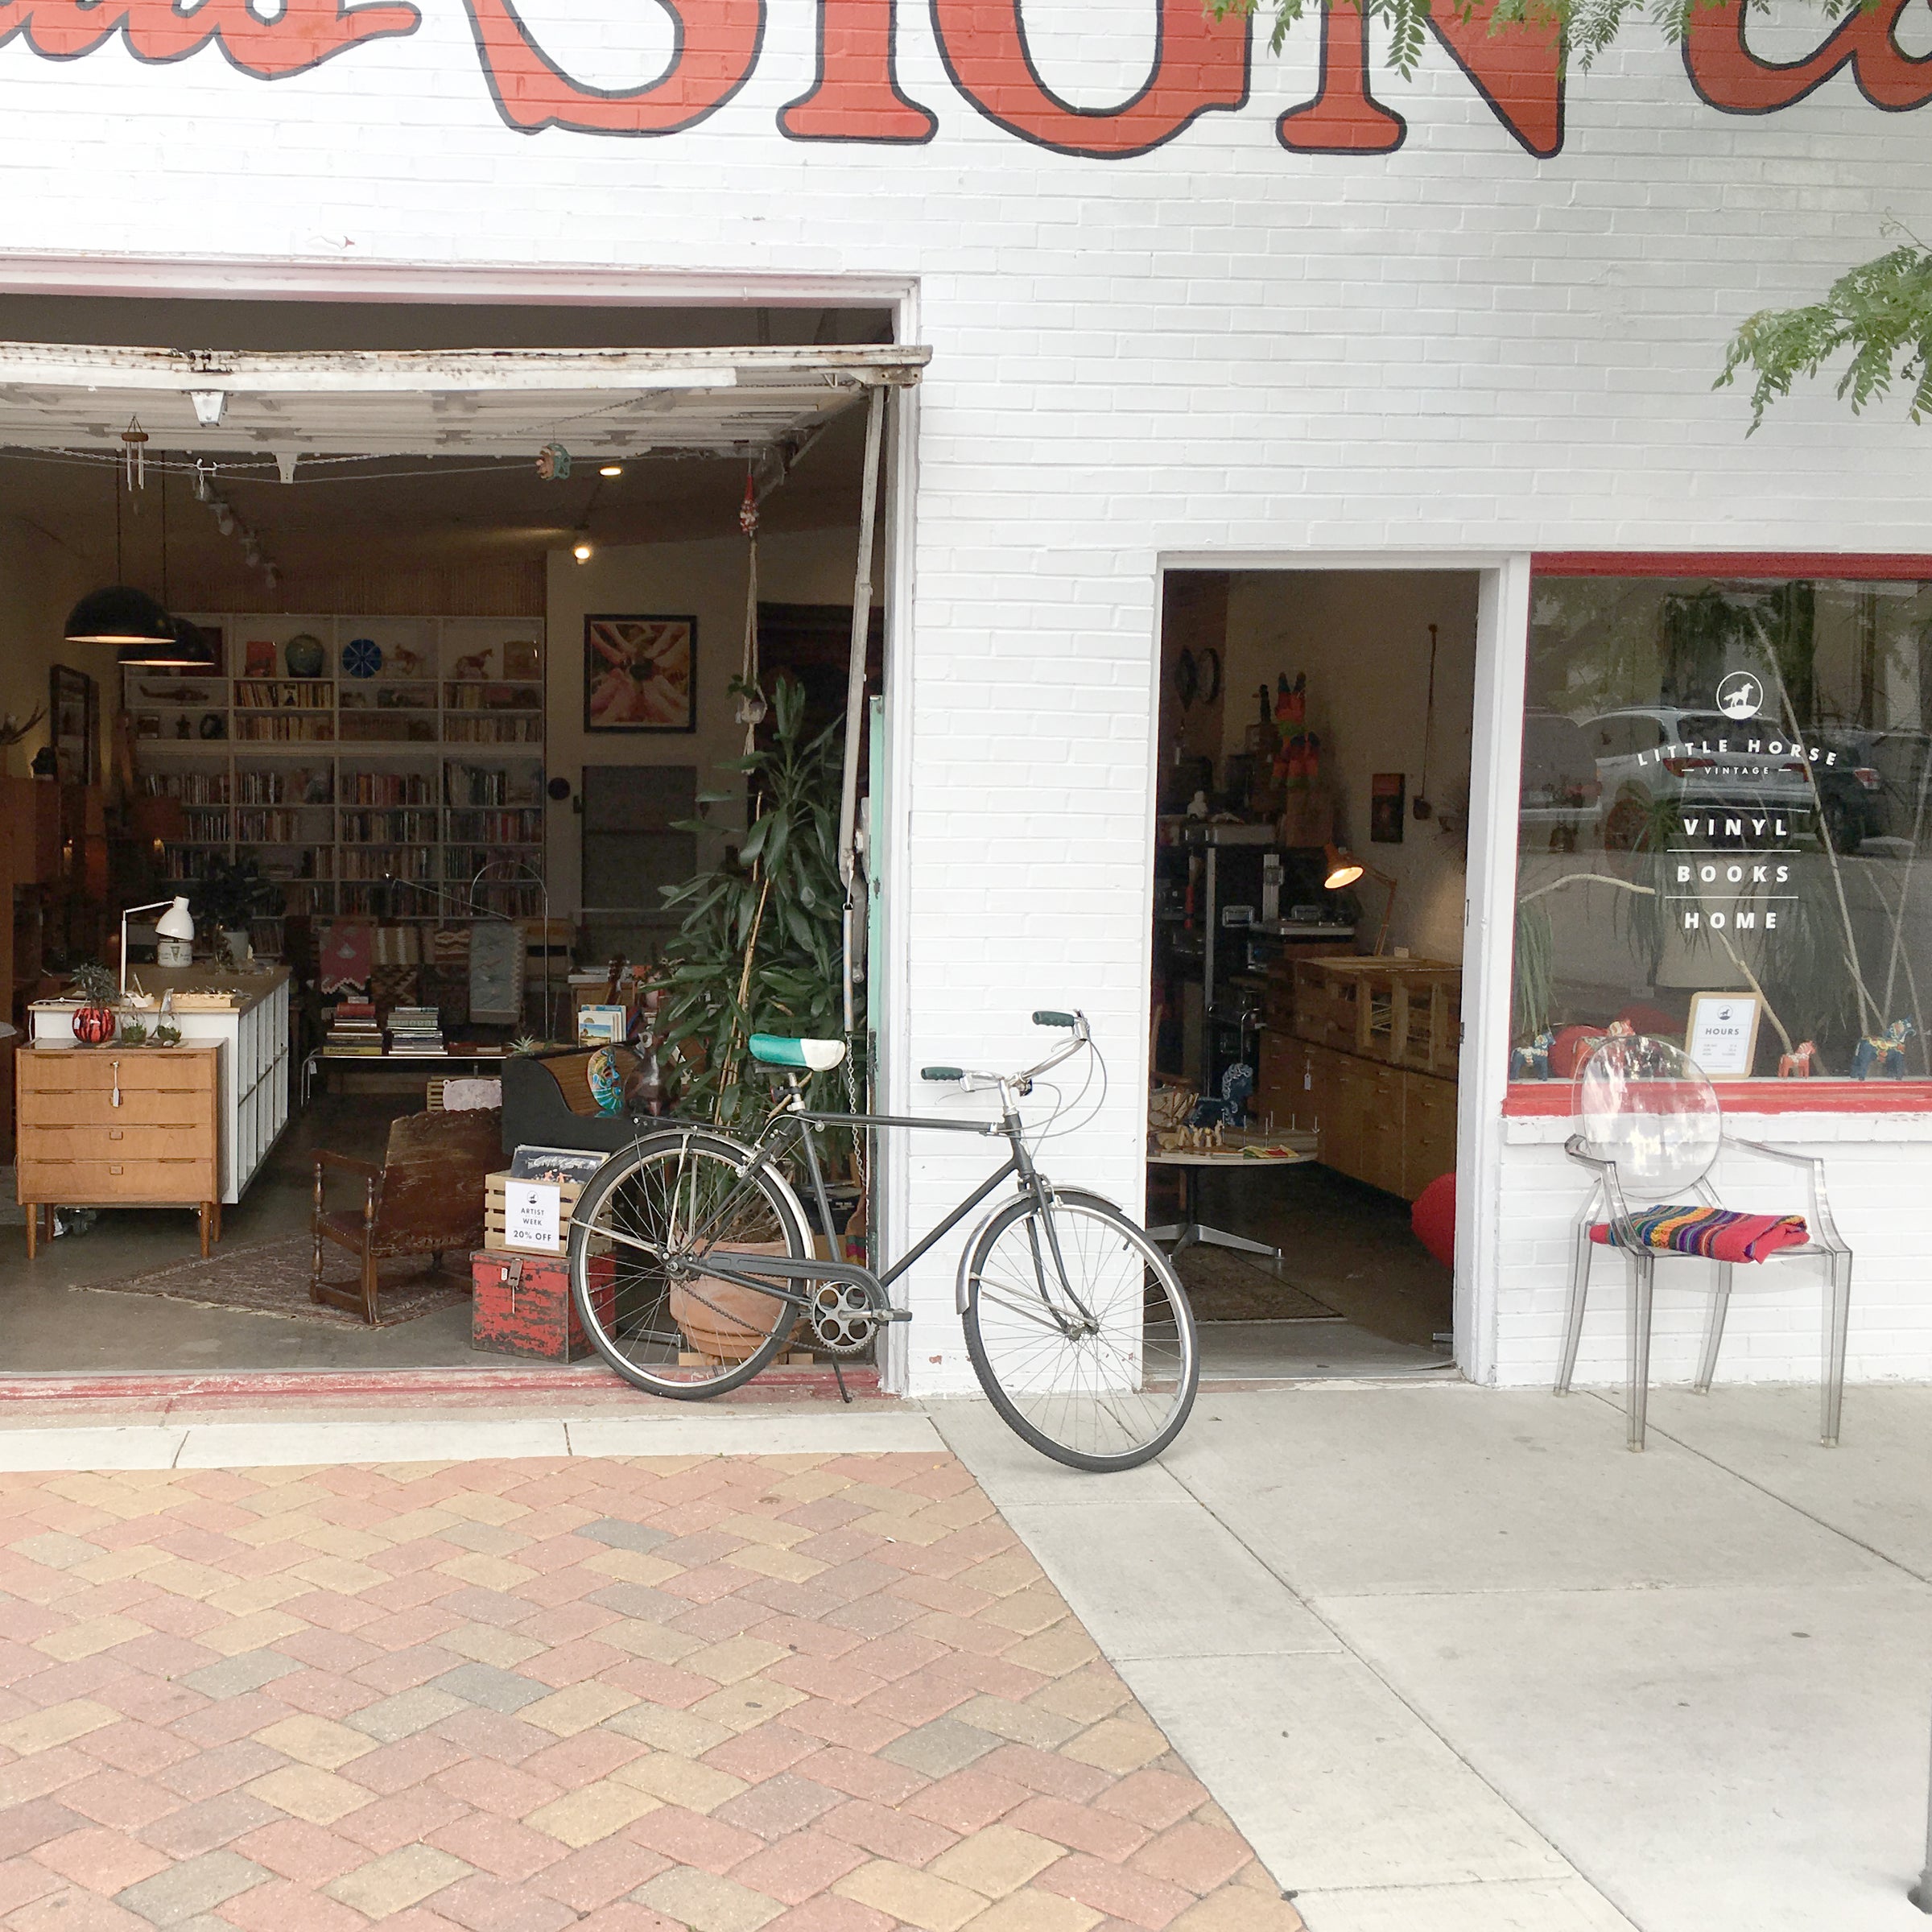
[15,1044,221,1256]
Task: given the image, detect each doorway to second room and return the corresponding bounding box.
[1150,568,1477,1380]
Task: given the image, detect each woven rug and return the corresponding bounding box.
[83,1236,471,1328]
[1173,1241,1343,1323]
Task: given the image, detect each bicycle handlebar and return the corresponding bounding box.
[921,1009,1092,1092]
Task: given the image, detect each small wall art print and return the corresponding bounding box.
[1369,771,1406,844]
[584,615,696,733]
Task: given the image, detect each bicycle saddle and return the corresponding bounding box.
[748,1034,847,1071]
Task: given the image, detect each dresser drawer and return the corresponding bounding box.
[19,1123,206,1159]
[19,1085,211,1128]
[19,1051,215,1094]
[17,1156,215,1203]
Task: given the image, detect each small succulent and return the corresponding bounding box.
[68,962,118,1006]
[151,1022,182,1048]
[119,1018,148,1046]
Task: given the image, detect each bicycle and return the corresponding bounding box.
[565,1010,1199,1471]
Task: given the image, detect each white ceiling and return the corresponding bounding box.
[0,342,928,460]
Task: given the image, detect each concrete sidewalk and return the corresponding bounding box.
[935,1381,1932,1932]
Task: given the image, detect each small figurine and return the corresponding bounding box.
[452,648,494,681]
[1854,1019,1916,1080]
[1778,1040,1819,1078]
[1510,1030,1555,1080]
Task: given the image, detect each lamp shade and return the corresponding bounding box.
[1323,842,1365,891]
[119,618,214,670]
[155,897,195,942]
[64,584,174,647]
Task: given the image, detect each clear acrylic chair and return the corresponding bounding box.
[1554,1034,1853,1451]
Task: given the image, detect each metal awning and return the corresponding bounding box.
[0,342,928,458]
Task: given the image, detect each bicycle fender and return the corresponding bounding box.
[952,1186,1123,1315]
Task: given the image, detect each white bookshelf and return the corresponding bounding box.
[128,614,547,925]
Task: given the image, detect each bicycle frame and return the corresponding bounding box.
[682,1024,1097,1332]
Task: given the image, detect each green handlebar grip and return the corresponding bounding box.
[922,1066,964,1082]
[1033,1010,1077,1028]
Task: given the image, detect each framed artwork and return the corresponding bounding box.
[584,615,696,733]
[1686,991,1762,1080]
[1369,771,1406,844]
[49,664,97,784]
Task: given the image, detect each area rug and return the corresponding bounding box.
[1173,1241,1343,1322]
[82,1236,470,1328]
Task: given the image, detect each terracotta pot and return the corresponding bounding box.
[671,1238,790,1362]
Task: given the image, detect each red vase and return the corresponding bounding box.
[72,1005,115,1046]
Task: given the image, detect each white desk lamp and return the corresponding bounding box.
[121,897,196,997]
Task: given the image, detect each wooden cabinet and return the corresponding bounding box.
[1404,1070,1457,1197]
[15,1044,221,1256]
[1267,1025,1455,1202]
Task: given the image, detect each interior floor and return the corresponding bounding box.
[0,1095,514,1374]
[1166,1163,1455,1380]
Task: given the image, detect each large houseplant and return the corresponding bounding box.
[192,857,282,960]
[656,675,851,1132]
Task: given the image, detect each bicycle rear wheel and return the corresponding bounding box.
[569,1129,806,1399]
[962,1191,1198,1470]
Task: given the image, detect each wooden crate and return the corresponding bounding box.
[1291,957,1460,1074]
[485,1170,583,1257]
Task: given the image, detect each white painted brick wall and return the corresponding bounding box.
[1497,1115,1932,1390]
[0,13,1926,1391]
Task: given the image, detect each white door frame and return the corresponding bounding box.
[1156,548,1533,1386]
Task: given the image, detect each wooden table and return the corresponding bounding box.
[15,1042,221,1257]
[1146,1137,1313,1262]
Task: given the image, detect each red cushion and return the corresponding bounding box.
[1549,1025,1606,1080]
[1411,1171,1455,1269]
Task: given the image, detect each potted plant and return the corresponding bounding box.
[191,857,282,964]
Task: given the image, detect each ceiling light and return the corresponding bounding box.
[599,464,623,478]
[119,617,216,669]
[64,584,174,647]
[572,539,593,564]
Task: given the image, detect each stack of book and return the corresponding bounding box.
[388,1006,447,1057]
[324,1000,382,1056]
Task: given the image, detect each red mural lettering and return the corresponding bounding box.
[1685,0,1932,113]
[0,0,417,74]
[463,0,763,134]
[781,0,936,141]
[1280,0,1560,156]
[1427,2,1562,156]
[929,0,1248,158]
[1278,2,1403,151]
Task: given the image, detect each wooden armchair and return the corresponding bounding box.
[312,1107,502,1324]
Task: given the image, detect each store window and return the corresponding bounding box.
[1511,570,1932,1084]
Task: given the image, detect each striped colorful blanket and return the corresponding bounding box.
[1590,1206,1810,1263]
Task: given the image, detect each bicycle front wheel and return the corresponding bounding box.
[963,1191,1198,1471]
[569,1129,806,1399]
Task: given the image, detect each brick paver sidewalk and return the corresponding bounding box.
[0,1451,1303,1932]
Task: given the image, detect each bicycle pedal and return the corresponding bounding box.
[875,1307,913,1323]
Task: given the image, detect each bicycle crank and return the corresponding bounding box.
[807,1282,902,1356]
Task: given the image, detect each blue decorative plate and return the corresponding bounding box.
[342,638,383,679]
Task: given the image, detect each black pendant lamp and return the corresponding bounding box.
[64,448,175,648]
[121,616,217,670]
[64,583,173,648]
